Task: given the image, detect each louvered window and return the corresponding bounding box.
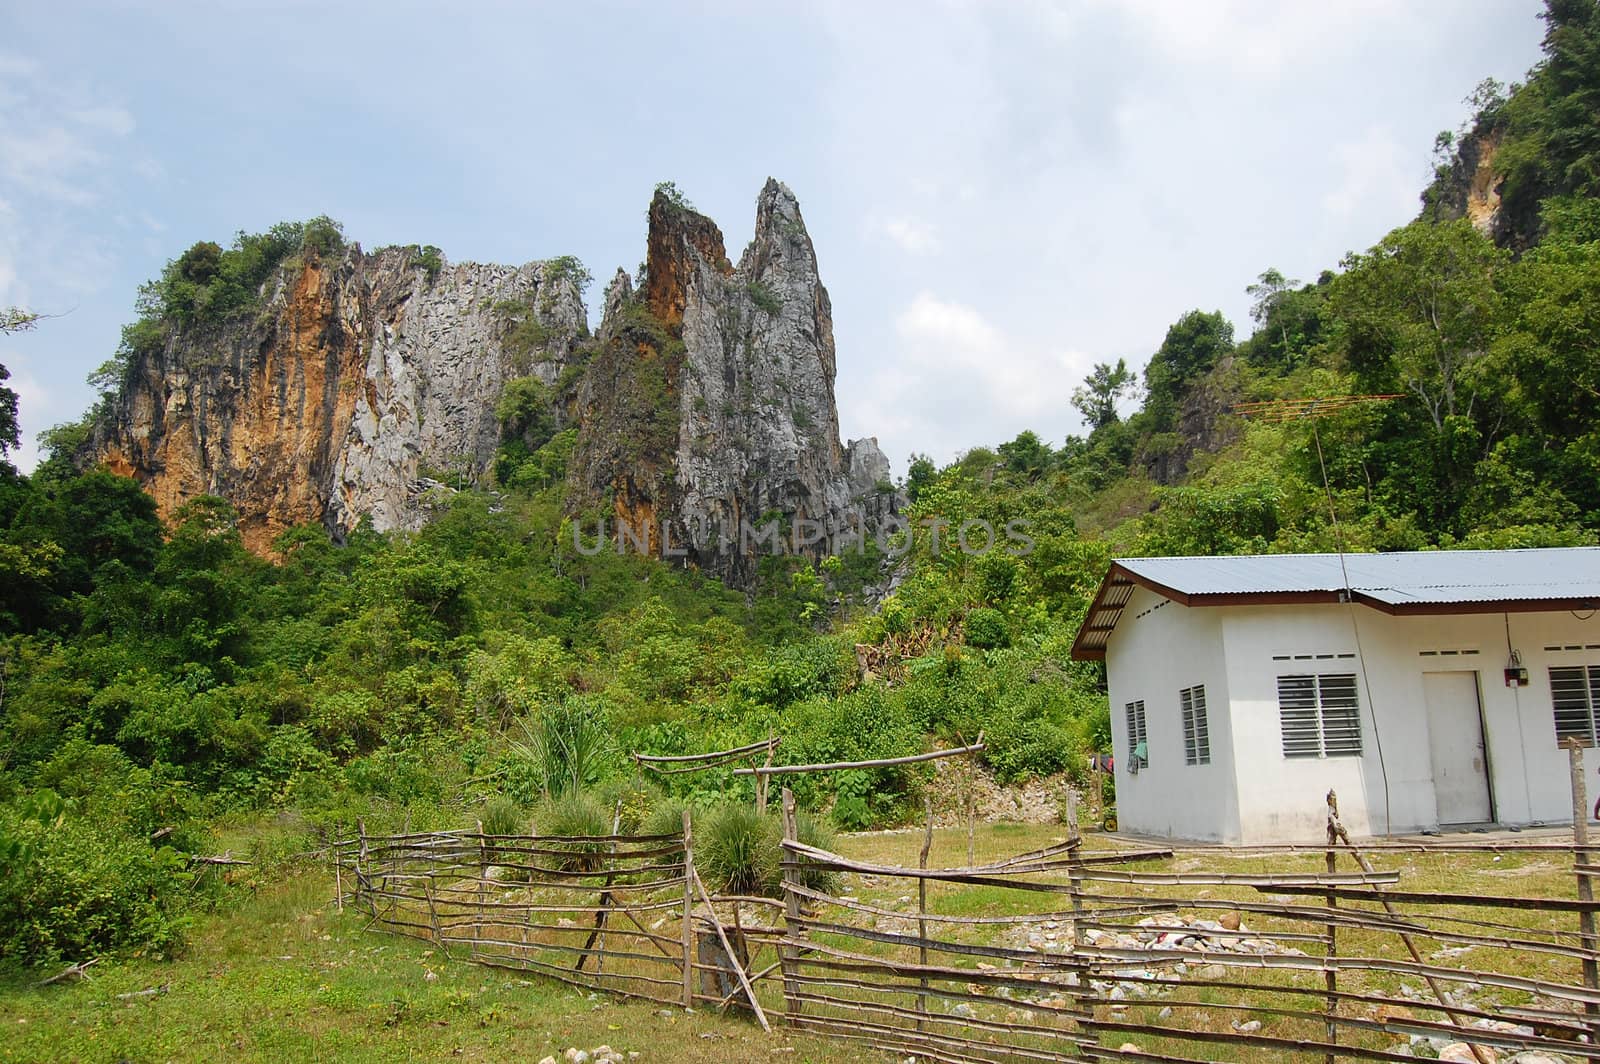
[1125,700,1148,769]
[1278,673,1362,758]
[1551,665,1600,746]
[1180,685,1210,765]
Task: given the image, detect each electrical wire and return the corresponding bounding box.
[1312,419,1392,834]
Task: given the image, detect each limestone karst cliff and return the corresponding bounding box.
[569,180,895,586]
[88,181,896,583]
[91,245,589,552]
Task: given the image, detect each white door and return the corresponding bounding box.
[1423,672,1492,825]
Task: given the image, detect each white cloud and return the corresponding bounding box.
[874,215,941,255]
[844,293,1096,465]
[1322,125,1419,223]
[68,105,135,136]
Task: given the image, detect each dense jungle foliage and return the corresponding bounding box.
[0,0,1596,969]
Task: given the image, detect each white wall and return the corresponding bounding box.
[1105,587,1241,841]
[1117,602,1600,844]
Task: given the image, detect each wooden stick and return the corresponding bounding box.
[1327,808,1492,1064]
[1325,790,1339,1064]
[918,793,933,1031]
[681,808,694,1008]
[1064,785,1085,950]
[33,957,98,987]
[779,787,804,1027]
[733,741,986,776]
[635,738,782,763]
[1566,735,1600,1043]
[577,801,625,974]
[691,866,771,1032]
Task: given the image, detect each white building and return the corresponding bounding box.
[1070,548,1600,844]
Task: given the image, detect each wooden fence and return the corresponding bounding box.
[336,788,1600,1062]
[335,825,695,1006]
[774,784,1600,1063]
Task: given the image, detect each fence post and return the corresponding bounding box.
[1324,790,1340,1064]
[682,809,695,1008]
[357,818,372,918]
[965,739,979,867]
[1065,785,1086,950]
[779,787,804,1027]
[475,819,488,953]
[918,793,933,1031]
[1563,737,1600,1041]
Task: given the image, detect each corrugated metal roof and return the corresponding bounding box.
[1118,547,1600,605]
[1070,547,1600,661]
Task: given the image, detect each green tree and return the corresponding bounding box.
[905,453,937,503]
[0,361,16,460]
[1070,359,1135,431]
[1142,310,1234,431]
[997,430,1054,481]
[1331,220,1506,431]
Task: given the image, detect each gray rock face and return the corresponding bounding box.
[571,179,900,585]
[327,253,588,532]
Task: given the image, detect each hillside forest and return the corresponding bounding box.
[0,0,1596,970]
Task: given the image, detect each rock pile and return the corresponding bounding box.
[538,1046,637,1064]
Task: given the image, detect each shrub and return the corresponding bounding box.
[536,791,612,872]
[594,780,657,835]
[699,804,780,896]
[480,796,526,838]
[508,696,616,800]
[0,793,196,965]
[793,812,841,894]
[642,797,691,839]
[965,607,1010,649]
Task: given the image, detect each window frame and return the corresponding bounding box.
[1180,684,1210,766]
[1277,671,1363,759]
[1551,664,1600,747]
[1125,699,1148,770]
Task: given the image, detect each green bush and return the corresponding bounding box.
[0,793,196,965]
[699,804,780,895]
[964,607,1010,649]
[793,811,841,894]
[480,795,526,838]
[507,696,617,800]
[594,780,657,835]
[642,797,691,839]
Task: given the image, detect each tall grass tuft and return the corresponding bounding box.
[479,796,526,839]
[699,804,781,896]
[793,811,841,894]
[537,791,612,873]
[642,797,691,840]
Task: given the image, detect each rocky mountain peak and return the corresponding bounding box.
[87,181,898,585]
[572,179,897,584]
[642,188,731,332]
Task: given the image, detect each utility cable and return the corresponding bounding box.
[1313,418,1392,834]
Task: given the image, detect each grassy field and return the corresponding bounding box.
[0,867,855,1064]
[0,821,1587,1063]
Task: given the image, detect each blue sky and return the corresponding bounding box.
[1,1,1546,474]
